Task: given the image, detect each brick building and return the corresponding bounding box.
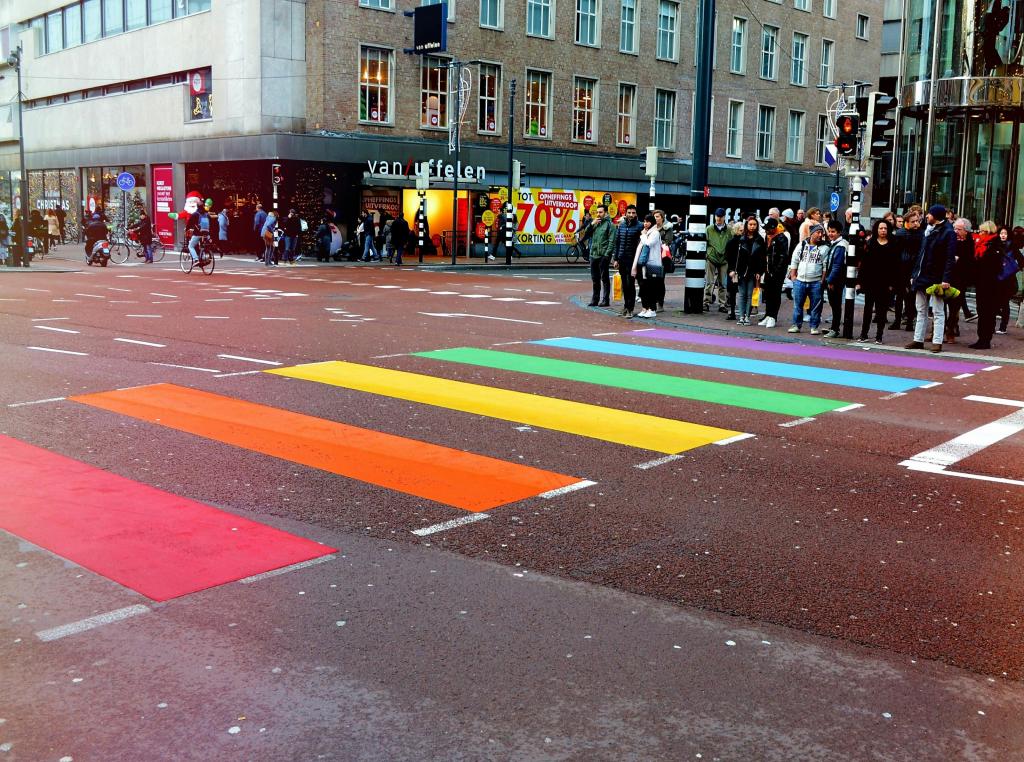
[0,0,880,253]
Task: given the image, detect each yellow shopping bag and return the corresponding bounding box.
[751,287,761,307]
[612,271,622,301]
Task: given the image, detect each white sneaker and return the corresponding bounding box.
[788,325,801,333]
[810,328,821,335]
[486,255,495,261]
[764,317,776,328]
[757,316,769,326]
[642,309,656,318]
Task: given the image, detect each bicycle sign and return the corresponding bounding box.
[116,172,136,192]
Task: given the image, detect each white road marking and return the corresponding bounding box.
[526,300,560,305]
[632,328,656,332]
[401,288,429,292]
[205,298,234,302]
[28,346,88,356]
[492,297,525,301]
[374,285,402,289]
[491,341,524,346]
[238,555,336,584]
[34,325,80,334]
[23,287,50,292]
[779,417,816,427]
[217,354,282,366]
[261,317,297,321]
[538,480,597,498]
[31,317,70,321]
[372,353,409,359]
[981,365,1002,372]
[73,293,106,299]
[126,314,162,318]
[635,454,685,470]
[714,432,756,445]
[51,299,79,303]
[115,275,142,278]
[900,407,1024,469]
[36,604,151,642]
[104,287,132,292]
[417,312,543,325]
[412,513,490,536]
[7,397,66,408]
[330,319,364,322]
[213,370,265,378]
[879,392,908,400]
[429,291,460,295]
[964,395,1024,408]
[115,338,167,348]
[195,315,230,320]
[593,332,619,336]
[150,292,178,298]
[834,403,866,412]
[148,362,221,373]
[457,294,492,299]
[921,381,943,389]
[902,460,1024,487]
[952,373,975,379]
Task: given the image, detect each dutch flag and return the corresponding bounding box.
[824,143,838,168]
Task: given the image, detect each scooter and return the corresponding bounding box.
[86,239,111,267]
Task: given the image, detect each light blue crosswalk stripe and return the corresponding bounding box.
[532,337,930,393]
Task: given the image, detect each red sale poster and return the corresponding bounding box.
[152,165,175,245]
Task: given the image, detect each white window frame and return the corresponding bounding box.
[654,88,677,151]
[656,0,679,62]
[421,0,456,21]
[358,45,395,126]
[619,0,638,55]
[575,0,600,47]
[791,32,808,86]
[358,0,393,10]
[526,0,554,38]
[572,76,598,143]
[794,0,810,11]
[730,17,746,74]
[760,25,778,80]
[420,55,451,130]
[477,62,502,135]
[616,82,637,147]
[786,110,805,164]
[820,38,834,86]
[856,14,870,40]
[815,113,830,166]
[690,93,714,154]
[479,0,503,29]
[524,68,553,139]
[756,104,776,161]
[823,0,836,18]
[726,99,744,158]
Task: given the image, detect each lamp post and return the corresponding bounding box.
[7,44,28,268]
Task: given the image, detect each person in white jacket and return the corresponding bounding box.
[631,213,664,318]
[787,224,828,334]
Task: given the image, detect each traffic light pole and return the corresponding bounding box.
[506,79,516,267]
[842,172,867,340]
[685,0,715,314]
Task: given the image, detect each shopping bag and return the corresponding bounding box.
[751,287,761,307]
[612,271,623,301]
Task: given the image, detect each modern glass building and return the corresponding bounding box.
[896,0,1024,226]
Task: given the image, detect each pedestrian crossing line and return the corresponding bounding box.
[533,337,930,394]
[266,361,743,454]
[413,347,851,418]
[70,384,582,513]
[632,328,985,375]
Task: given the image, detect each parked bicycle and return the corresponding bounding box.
[109,224,166,264]
[564,240,589,264]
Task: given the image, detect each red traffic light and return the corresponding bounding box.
[835,114,859,156]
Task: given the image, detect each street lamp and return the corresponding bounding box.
[6,44,28,268]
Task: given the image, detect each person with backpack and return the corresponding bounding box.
[787,224,828,334]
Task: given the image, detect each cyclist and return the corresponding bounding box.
[131,210,155,263]
[187,203,212,263]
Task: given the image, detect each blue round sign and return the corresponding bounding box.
[116,172,136,192]
[829,191,841,213]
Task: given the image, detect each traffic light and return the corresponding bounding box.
[271,163,283,185]
[511,159,525,187]
[644,145,658,176]
[835,113,859,157]
[865,92,897,158]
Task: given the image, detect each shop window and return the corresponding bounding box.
[420,55,450,130]
[360,46,393,125]
[186,68,213,121]
[524,69,551,138]
[572,77,597,143]
[617,82,636,147]
[83,0,102,42]
[64,5,82,47]
[127,0,147,30]
[150,0,172,23]
[104,0,125,36]
[46,10,64,54]
[477,63,500,134]
[654,88,676,150]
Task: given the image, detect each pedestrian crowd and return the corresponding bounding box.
[593,202,1024,354]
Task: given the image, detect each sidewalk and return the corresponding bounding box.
[576,281,1024,365]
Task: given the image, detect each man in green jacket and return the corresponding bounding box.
[588,204,616,307]
[704,208,734,312]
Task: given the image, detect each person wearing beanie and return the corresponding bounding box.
[906,205,956,352]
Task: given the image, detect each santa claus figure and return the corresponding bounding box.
[167,191,212,223]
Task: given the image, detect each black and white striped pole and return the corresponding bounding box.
[842,172,866,339]
[504,200,515,266]
[416,168,429,264]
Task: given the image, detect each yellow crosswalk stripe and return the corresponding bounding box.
[267,361,743,455]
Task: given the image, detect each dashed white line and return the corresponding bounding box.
[879,392,908,400]
[7,396,67,408]
[23,287,50,292]
[104,287,132,292]
[34,325,80,334]
[126,314,162,318]
[635,454,684,470]
[779,417,816,428]
[714,433,756,445]
[195,315,230,320]
[217,354,282,366]
[149,292,178,298]
[492,297,525,302]
[261,317,297,321]
[412,513,490,536]
[953,373,975,379]
[981,365,1002,372]
[73,293,106,299]
[538,480,597,498]
[238,555,336,583]
[964,394,1024,408]
[213,370,265,378]
[115,338,167,348]
[31,317,70,321]
[28,346,88,356]
[148,362,221,373]
[36,604,151,642]
[920,381,943,389]
[526,300,560,305]
[593,332,619,336]
[834,403,866,413]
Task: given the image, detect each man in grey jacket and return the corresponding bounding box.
[787,224,828,334]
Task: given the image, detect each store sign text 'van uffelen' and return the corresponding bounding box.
[366,159,486,184]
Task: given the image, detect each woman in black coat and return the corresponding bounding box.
[856,219,900,343]
[731,216,766,326]
[970,221,1003,349]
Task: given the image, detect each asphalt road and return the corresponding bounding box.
[1,251,1022,760]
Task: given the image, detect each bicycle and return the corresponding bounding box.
[564,241,589,264]
[109,224,166,264]
[179,232,215,275]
